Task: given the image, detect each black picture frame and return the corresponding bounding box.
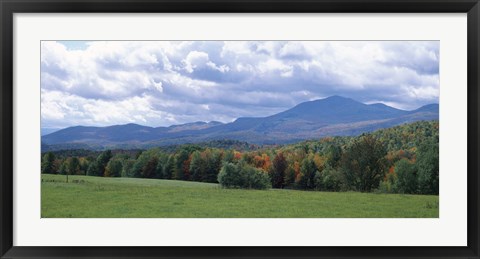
[1,0,479,258]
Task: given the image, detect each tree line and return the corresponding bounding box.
[41,121,439,194]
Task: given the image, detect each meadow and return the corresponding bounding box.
[41,174,439,218]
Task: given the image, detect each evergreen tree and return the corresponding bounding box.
[97,150,113,176]
[325,144,342,168]
[206,149,223,183]
[58,160,67,175]
[174,149,190,180]
[283,166,296,188]
[297,157,317,189]
[271,152,287,188]
[190,151,205,181]
[163,155,175,179]
[67,157,80,175]
[86,150,113,177]
[142,156,158,178]
[41,152,56,174]
[86,161,102,176]
[131,150,159,178]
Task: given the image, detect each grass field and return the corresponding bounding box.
[41,174,439,218]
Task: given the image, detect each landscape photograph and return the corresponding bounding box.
[41,41,439,218]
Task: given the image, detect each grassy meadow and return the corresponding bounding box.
[41,174,439,218]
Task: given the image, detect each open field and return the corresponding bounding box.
[41,174,439,218]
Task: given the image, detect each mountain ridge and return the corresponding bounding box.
[42,96,439,149]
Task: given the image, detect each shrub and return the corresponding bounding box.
[218,162,271,190]
[377,173,396,193]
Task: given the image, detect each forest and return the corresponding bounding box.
[41,120,439,195]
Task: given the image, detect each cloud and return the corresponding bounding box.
[41,41,439,128]
[41,90,173,128]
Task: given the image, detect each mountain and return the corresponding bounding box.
[42,121,224,145]
[41,128,61,136]
[42,96,439,149]
[167,121,224,133]
[215,96,410,134]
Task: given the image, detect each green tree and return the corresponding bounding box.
[271,152,287,188]
[393,159,417,194]
[86,150,112,177]
[189,151,206,181]
[121,159,135,178]
[97,150,113,175]
[321,165,343,191]
[131,149,159,178]
[154,153,168,179]
[217,162,271,190]
[105,157,123,177]
[79,157,92,175]
[297,157,317,189]
[66,157,80,175]
[162,155,175,179]
[205,149,223,183]
[57,159,69,182]
[223,150,235,163]
[217,162,241,188]
[325,144,342,168]
[174,149,190,180]
[143,156,158,178]
[86,161,101,176]
[41,152,56,174]
[58,160,67,175]
[416,140,439,195]
[341,135,387,192]
[283,166,296,188]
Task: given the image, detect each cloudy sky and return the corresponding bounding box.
[41,41,439,129]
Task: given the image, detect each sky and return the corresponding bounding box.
[41,41,439,129]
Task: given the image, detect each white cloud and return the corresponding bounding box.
[183,50,230,73]
[257,59,293,77]
[183,51,209,73]
[41,90,172,128]
[41,41,440,128]
[279,42,308,59]
[220,42,252,57]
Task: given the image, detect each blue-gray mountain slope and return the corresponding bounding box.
[42,96,439,148]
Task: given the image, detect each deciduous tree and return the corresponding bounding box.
[416,140,439,195]
[341,135,387,192]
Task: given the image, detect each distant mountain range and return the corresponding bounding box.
[42,96,439,150]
